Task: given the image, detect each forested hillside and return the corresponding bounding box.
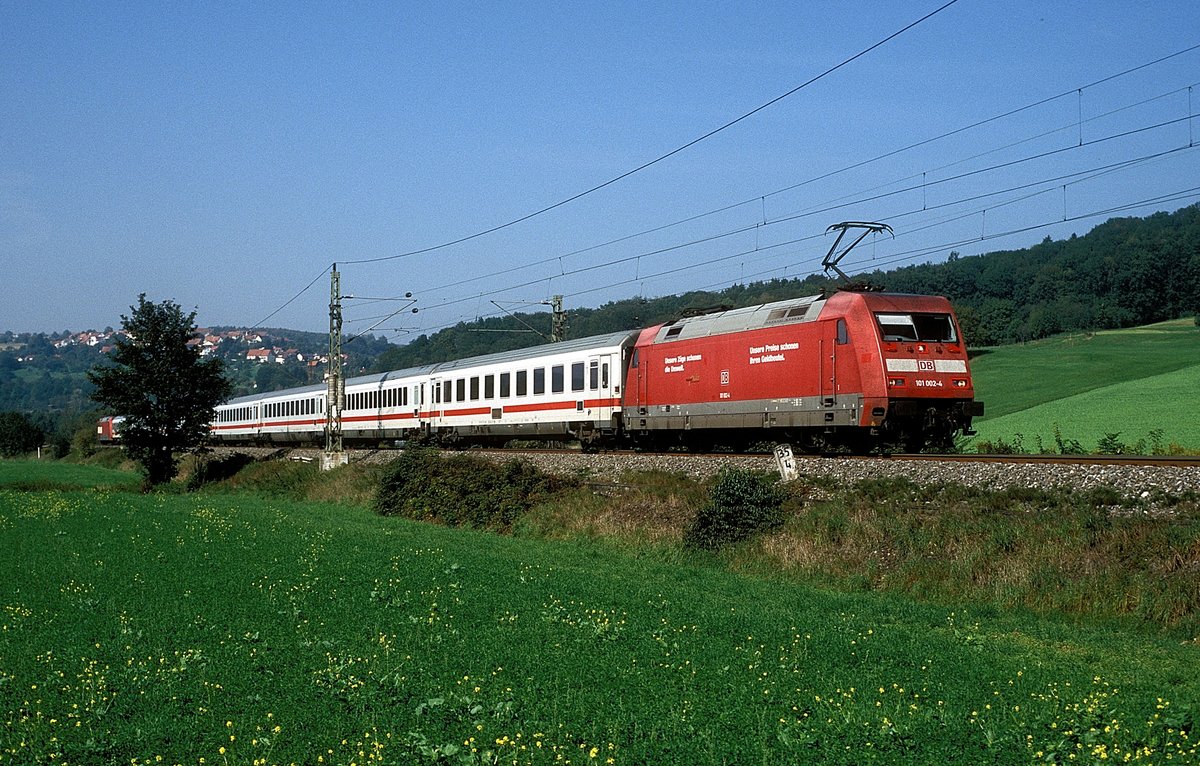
[374,204,1200,370]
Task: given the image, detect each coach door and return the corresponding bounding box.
[588,355,612,408]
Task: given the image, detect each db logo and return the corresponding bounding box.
[917,360,936,372]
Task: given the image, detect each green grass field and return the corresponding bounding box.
[0,458,140,491]
[969,319,1200,451]
[1,464,1197,765]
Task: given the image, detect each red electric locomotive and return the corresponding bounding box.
[623,290,982,451]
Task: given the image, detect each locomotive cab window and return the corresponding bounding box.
[875,313,957,343]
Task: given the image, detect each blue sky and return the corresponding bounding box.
[2,1,1198,338]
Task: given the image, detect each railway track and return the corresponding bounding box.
[484,448,1200,470]
[883,453,1200,468]
[212,444,1200,470]
[207,444,1200,501]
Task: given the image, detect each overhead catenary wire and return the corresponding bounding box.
[438,147,1200,330]
[248,265,330,330]
[408,74,1200,304]
[683,185,1200,292]
[340,0,963,266]
[261,42,1200,338]
[404,124,1200,321]
[407,185,1200,340]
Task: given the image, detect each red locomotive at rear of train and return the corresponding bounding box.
[624,291,981,451]
[96,415,124,444]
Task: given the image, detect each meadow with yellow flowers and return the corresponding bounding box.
[1,463,1196,764]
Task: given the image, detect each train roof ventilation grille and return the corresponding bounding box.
[766,306,810,323]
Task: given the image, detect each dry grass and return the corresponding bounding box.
[519,479,697,546]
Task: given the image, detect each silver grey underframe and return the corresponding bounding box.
[623,394,864,431]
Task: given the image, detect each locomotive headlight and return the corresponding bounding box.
[953,379,968,387]
[888,377,905,387]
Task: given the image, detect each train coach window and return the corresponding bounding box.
[572,362,585,392]
[589,360,599,390]
[517,370,528,396]
[443,381,451,403]
[500,372,511,398]
[484,375,495,399]
[533,368,545,395]
[470,377,480,401]
[456,379,466,402]
[552,365,565,394]
[875,313,958,343]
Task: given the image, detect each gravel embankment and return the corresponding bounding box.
[488,453,1200,501]
[217,446,1200,502]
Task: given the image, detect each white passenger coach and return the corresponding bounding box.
[211,330,637,448]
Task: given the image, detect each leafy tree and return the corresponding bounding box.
[0,411,44,457]
[254,361,307,392]
[88,295,232,488]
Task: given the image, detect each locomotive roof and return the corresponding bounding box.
[220,329,638,407]
[649,294,827,343]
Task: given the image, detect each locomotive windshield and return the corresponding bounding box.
[875,312,957,343]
